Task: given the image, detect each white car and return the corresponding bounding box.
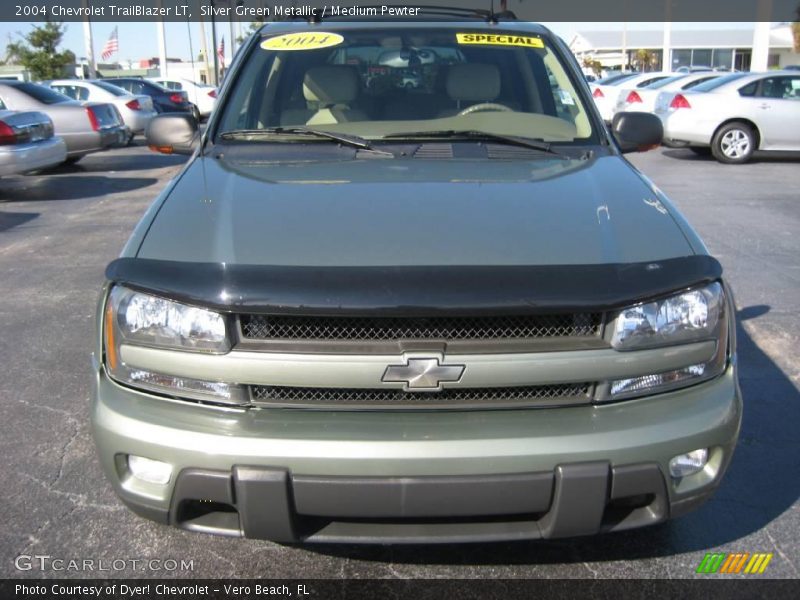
[655,71,800,163]
[613,72,721,116]
[148,78,217,119]
[0,110,66,176]
[590,72,673,122]
[47,79,157,140]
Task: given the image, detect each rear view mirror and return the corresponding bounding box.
[145,113,199,155]
[611,112,663,153]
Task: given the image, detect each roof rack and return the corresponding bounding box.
[273,4,518,24]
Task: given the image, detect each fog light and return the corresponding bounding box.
[128,455,172,485]
[669,448,709,478]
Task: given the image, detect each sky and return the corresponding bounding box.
[0,21,759,66]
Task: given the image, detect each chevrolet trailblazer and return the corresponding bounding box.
[91,10,741,543]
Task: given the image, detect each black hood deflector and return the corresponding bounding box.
[105,256,722,316]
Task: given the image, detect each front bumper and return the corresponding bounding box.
[91,361,741,543]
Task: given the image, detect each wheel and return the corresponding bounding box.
[190,104,201,122]
[458,102,513,116]
[711,122,755,164]
[688,146,711,156]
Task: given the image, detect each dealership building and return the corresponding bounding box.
[569,24,798,72]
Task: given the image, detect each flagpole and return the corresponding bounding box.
[81,0,96,79]
[198,15,211,84]
[187,19,196,84]
[211,1,220,86]
[229,12,236,60]
[157,0,168,77]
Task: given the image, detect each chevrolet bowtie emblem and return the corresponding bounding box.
[382,357,465,391]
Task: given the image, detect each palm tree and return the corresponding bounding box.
[633,49,658,72]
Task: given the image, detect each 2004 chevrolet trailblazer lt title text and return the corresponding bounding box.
[91,10,742,543]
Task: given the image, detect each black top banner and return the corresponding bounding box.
[4,0,800,22]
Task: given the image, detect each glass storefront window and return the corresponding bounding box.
[692,49,712,67]
[672,49,691,69]
[711,49,733,70]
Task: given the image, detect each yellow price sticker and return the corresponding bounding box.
[456,33,544,49]
[261,32,344,51]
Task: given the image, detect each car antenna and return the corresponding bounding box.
[488,0,497,23]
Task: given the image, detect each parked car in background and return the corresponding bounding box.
[613,72,721,116]
[676,66,714,73]
[593,72,635,85]
[0,81,127,163]
[105,78,194,119]
[655,71,800,163]
[45,79,157,142]
[147,77,217,120]
[0,110,66,176]
[591,72,674,122]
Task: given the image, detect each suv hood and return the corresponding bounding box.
[136,154,694,267]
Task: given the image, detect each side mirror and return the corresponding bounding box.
[145,113,199,155]
[611,112,663,153]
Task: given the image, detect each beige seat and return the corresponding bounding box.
[281,65,367,126]
[438,63,502,117]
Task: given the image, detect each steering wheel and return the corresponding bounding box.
[458,102,514,116]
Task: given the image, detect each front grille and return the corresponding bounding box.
[240,313,601,341]
[250,383,592,408]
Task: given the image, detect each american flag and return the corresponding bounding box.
[101,27,118,61]
[217,35,225,67]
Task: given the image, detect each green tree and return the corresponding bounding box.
[581,57,603,77]
[633,49,658,72]
[6,22,75,80]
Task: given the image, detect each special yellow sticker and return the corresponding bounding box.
[261,32,344,51]
[456,33,544,49]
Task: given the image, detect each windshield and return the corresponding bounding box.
[216,28,595,144]
[92,80,128,96]
[691,73,747,92]
[15,82,71,104]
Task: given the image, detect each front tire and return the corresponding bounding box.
[711,122,755,164]
[190,104,201,122]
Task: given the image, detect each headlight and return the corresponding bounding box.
[112,286,229,352]
[610,282,723,351]
[104,286,247,405]
[601,281,729,401]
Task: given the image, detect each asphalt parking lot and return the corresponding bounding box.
[1,142,798,580]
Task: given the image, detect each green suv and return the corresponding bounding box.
[91,11,741,543]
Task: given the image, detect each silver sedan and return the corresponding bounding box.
[0,110,66,176]
[655,70,800,163]
[0,81,128,164]
[46,79,157,139]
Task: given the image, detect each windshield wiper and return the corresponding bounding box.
[220,127,392,155]
[383,130,571,158]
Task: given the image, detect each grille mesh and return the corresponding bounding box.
[240,313,601,341]
[250,383,592,407]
